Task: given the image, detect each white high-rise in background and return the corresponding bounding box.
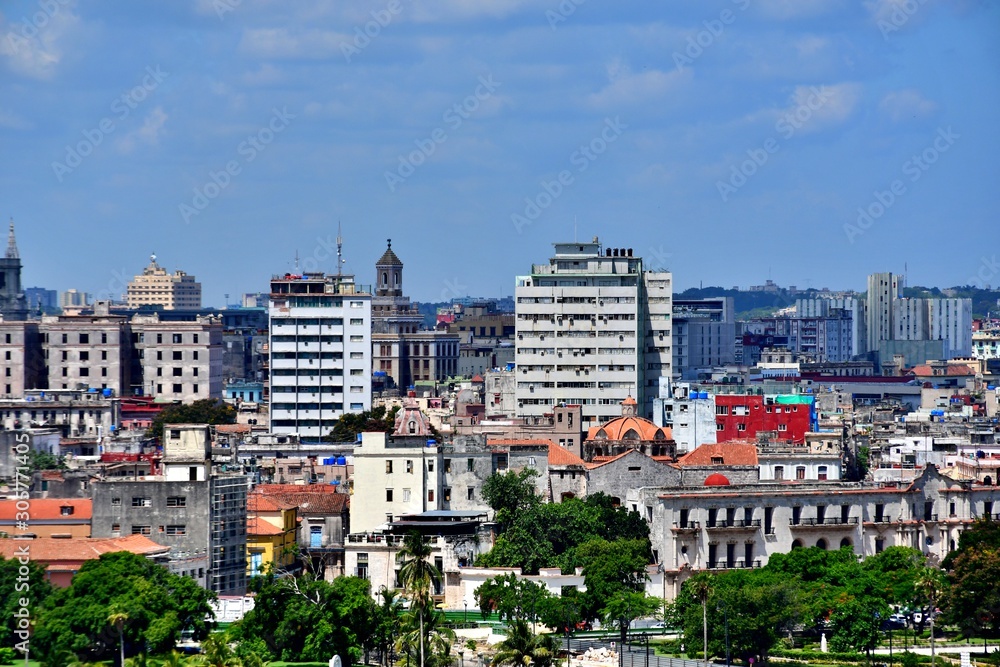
[866,272,900,353]
[268,271,372,441]
[514,239,672,429]
[929,298,972,358]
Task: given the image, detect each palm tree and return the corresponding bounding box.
[198,633,242,667]
[148,652,190,667]
[397,606,457,667]
[689,575,713,667]
[397,531,442,667]
[108,609,130,667]
[492,619,557,667]
[917,569,943,667]
[125,654,149,667]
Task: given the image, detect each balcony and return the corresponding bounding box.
[671,521,700,532]
[789,517,859,528]
[347,533,405,546]
[920,514,940,523]
[706,559,762,570]
[705,519,761,530]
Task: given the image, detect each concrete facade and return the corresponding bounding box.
[40,307,131,394]
[269,272,372,440]
[672,298,736,379]
[126,255,202,310]
[130,313,224,401]
[515,240,672,429]
[0,321,43,397]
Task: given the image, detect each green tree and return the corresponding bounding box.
[481,468,542,532]
[600,591,660,657]
[28,449,66,471]
[108,609,129,667]
[31,551,214,665]
[475,573,554,624]
[148,399,236,440]
[0,556,52,649]
[371,587,403,667]
[829,595,890,658]
[199,632,242,666]
[491,620,558,667]
[396,608,455,667]
[326,405,400,442]
[572,538,650,621]
[397,532,444,667]
[945,544,1000,637]
[230,573,375,664]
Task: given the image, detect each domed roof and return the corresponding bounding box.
[587,416,671,442]
[704,473,731,487]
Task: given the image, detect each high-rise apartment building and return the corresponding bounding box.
[514,240,672,427]
[672,297,736,378]
[0,322,43,397]
[60,289,91,309]
[796,297,865,357]
[929,298,973,358]
[866,272,900,353]
[268,271,372,441]
[39,303,131,394]
[126,254,202,310]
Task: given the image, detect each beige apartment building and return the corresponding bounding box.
[0,321,44,397]
[126,254,202,310]
[39,305,131,394]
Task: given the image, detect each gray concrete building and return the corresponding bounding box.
[672,297,736,380]
[90,425,247,595]
[40,304,131,394]
[130,313,224,401]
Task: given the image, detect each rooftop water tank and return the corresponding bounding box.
[336,456,347,465]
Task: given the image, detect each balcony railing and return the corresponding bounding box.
[347,533,405,546]
[671,521,700,531]
[705,519,762,530]
[707,559,762,570]
[871,516,893,524]
[921,514,940,522]
[789,517,859,526]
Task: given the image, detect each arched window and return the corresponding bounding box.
[408,420,416,434]
[985,476,994,486]
[623,429,640,441]
[381,272,388,286]
[791,539,803,549]
[840,537,851,549]
[816,538,828,550]
[394,271,400,286]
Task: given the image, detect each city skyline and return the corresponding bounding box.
[2,1,998,303]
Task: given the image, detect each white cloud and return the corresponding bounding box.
[0,1,81,80]
[238,27,350,59]
[586,59,691,110]
[878,89,938,122]
[116,107,168,154]
[0,109,31,130]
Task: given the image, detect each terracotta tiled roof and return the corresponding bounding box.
[0,498,92,521]
[248,493,297,513]
[247,516,287,536]
[676,443,758,467]
[586,416,671,443]
[908,364,974,377]
[0,535,169,562]
[547,444,586,468]
[255,484,343,494]
[260,491,349,515]
[216,424,251,433]
[41,471,65,481]
[471,374,484,383]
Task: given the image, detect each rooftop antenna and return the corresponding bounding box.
[337,220,344,278]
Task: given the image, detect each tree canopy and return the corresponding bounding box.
[944,518,1000,636]
[148,398,236,441]
[232,572,376,664]
[31,551,214,664]
[325,405,401,442]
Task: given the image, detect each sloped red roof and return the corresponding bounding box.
[248,493,297,513]
[676,443,758,467]
[908,364,974,377]
[547,444,586,468]
[0,498,92,521]
[0,535,168,562]
[255,484,343,494]
[216,424,251,433]
[259,491,349,515]
[247,516,287,536]
[487,438,555,447]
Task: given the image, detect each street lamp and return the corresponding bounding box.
[464,601,468,624]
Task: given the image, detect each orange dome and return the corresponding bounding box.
[587,416,671,442]
[704,473,731,487]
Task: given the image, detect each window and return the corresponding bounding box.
[350,351,364,359]
[467,458,474,471]
[774,466,784,480]
[715,405,729,415]
[166,525,186,536]
[166,496,186,507]
[796,466,806,480]
[405,460,413,473]
[350,318,364,325]
[157,351,163,361]
[467,487,474,500]
[173,367,183,376]
[716,423,725,431]
[172,334,183,344]
[79,351,89,361]
[817,466,828,481]
[60,505,74,515]
[131,525,152,535]
[101,333,107,344]
[79,367,89,377]
[428,461,434,472]
[350,335,364,342]
[428,490,434,502]
[173,351,183,361]
[79,333,89,344]
[737,423,746,432]
[172,383,182,393]
[386,489,393,502]
[443,487,451,502]
[778,424,787,432]
[444,459,451,473]
[101,350,107,360]
[403,489,411,502]
[131,497,152,507]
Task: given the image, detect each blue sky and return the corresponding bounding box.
[1,0,998,306]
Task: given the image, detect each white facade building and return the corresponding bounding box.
[131,313,224,402]
[929,298,973,358]
[866,272,900,353]
[514,240,672,428]
[268,272,372,441]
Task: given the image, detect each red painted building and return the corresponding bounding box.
[714,394,814,444]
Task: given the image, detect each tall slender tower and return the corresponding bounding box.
[0,219,29,321]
